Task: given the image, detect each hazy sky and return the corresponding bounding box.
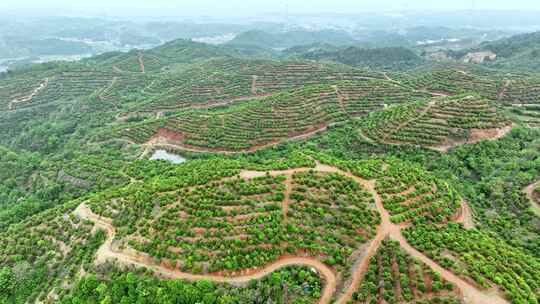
[2,0,540,16]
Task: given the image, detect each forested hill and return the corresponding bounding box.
[478,31,540,59]
[84,39,244,72]
[296,46,423,69]
[447,31,540,71]
[227,29,357,49]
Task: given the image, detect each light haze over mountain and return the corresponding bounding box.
[2,0,540,17]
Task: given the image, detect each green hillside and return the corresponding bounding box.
[0,31,540,304]
[448,31,540,71]
[227,29,357,49]
[298,46,423,69]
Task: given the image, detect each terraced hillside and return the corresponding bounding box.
[57,155,503,303]
[392,66,540,129]
[353,239,461,304]
[0,66,154,112]
[88,39,237,72]
[376,160,461,224]
[129,58,387,114]
[0,41,532,160]
[244,60,384,93]
[360,95,512,151]
[84,161,381,278]
[498,77,540,128]
[0,41,248,113]
[404,224,540,304]
[122,81,430,152]
[0,43,395,159]
[396,67,502,99]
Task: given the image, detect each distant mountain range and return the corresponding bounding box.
[226,29,357,49]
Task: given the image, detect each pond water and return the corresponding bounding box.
[149,150,186,164]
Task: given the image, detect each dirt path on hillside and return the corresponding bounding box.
[324,165,398,304]
[456,201,475,229]
[329,164,507,304]
[392,232,508,304]
[431,92,451,97]
[523,180,540,216]
[497,80,510,100]
[190,94,273,110]
[241,163,418,303]
[138,145,152,160]
[383,101,435,141]
[75,162,509,304]
[328,165,505,304]
[98,77,117,101]
[138,52,145,73]
[9,78,48,110]
[332,85,348,115]
[357,129,376,143]
[283,175,292,221]
[74,203,336,304]
[241,163,508,304]
[251,75,257,95]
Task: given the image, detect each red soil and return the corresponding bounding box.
[146,127,185,144]
[433,124,514,152]
[143,124,329,154]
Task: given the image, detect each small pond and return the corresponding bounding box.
[149,150,186,164]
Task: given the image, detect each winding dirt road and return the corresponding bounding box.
[138,52,145,73]
[74,201,337,304]
[9,78,49,110]
[392,233,508,304]
[524,180,540,216]
[75,162,509,304]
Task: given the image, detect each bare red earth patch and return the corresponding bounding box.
[146,127,185,144]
